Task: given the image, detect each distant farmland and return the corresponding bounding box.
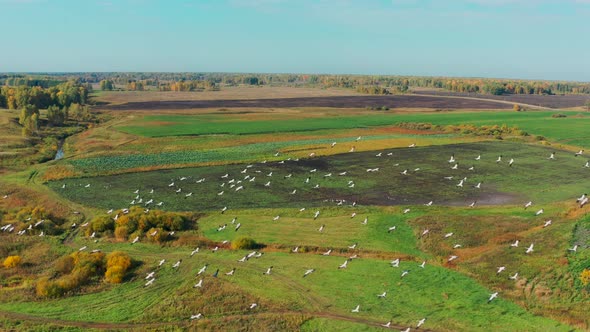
[102,94,515,111]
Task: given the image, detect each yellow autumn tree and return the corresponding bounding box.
[105,251,132,283]
[581,269,590,286]
[3,255,22,268]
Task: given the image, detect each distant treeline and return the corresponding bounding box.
[2,73,589,95]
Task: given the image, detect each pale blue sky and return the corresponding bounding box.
[1,0,589,80]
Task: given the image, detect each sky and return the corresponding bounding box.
[1,0,589,81]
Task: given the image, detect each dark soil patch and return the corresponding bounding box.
[102,95,513,111]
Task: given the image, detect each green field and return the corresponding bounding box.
[117,111,590,148]
[2,95,590,331]
[51,141,590,212]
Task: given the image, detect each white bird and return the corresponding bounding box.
[197,264,208,275]
[221,206,227,214]
[145,278,155,287]
[263,266,273,275]
[401,169,408,175]
[509,272,519,280]
[497,266,506,274]
[474,182,481,189]
[444,232,454,238]
[190,248,200,256]
[79,246,87,251]
[331,142,337,147]
[584,161,590,168]
[84,184,90,188]
[524,201,533,209]
[322,249,332,256]
[272,215,280,221]
[575,150,584,157]
[338,260,348,269]
[172,260,181,268]
[226,268,235,276]
[377,291,387,298]
[451,164,459,170]
[351,305,360,313]
[403,208,411,214]
[548,152,555,160]
[159,259,166,266]
[421,229,430,236]
[453,244,462,249]
[543,220,552,227]
[448,155,456,163]
[425,201,433,207]
[401,270,410,278]
[419,261,426,268]
[168,181,175,187]
[313,210,320,219]
[496,155,502,163]
[469,201,476,208]
[448,255,458,262]
[391,258,400,267]
[318,224,325,232]
[409,143,416,148]
[194,279,203,288]
[576,194,587,202]
[456,179,464,187]
[218,191,224,196]
[568,245,578,252]
[417,318,426,328]
[190,313,203,320]
[303,268,315,277]
[132,236,139,244]
[249,303,258,310]
[382,321,391,328]
[510,240,519,247]
[475,155,481,160]
[292,246,299,253]
[509,158,514,167]
[388,225,397,232]
[526,243,534,254]
[348,243,357,249]
[290,189,297,195]
[488,292,498,303]
[535,209,544,216]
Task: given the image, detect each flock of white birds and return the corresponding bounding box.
[2,140,587,331]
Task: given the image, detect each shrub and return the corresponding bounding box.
[231,237,259,250]
[36,277,65,298]
[513,104,521,112]
[551,113,567,118]
[581,269,590,286]
[105,251,132,284]
[3,256,22,269]
[54,255,75,275]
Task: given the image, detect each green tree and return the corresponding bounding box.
[47,105,66,126]
[99,80,114,91]
[68,103,91,121]
[19,104,39,125]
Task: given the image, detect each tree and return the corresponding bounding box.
[513,104,521,112]
[99,80,114,91]
[68,103,91,121]
[585,100,590,112]
[3,255,22,268]
[47,105,66,126]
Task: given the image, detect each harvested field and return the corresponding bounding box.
[413,90,590,108]
[102,95,513,111]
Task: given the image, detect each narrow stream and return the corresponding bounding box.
[54,139,65,160]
